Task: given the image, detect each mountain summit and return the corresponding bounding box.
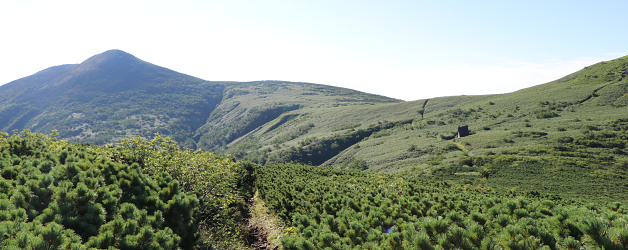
[1,49,203,100]
[0,49,219,144]
[47,49,199,93]
[67,49,144,83]
[0,50,397,148]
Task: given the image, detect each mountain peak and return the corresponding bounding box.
[101,49,132,55]
[95,49,138,61]
[38,49,185,92]
[79,49,139,67]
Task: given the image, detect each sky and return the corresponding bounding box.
[0,0,626,101]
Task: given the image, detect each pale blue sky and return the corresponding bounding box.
[1,0,626,100]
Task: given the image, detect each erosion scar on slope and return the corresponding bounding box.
[576,84,611,104]
[420,99,429,119]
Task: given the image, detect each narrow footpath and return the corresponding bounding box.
[247,190,285,250]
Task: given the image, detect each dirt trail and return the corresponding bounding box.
[246,190,284,250]
[247,220,271,250]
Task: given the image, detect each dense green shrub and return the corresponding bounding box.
[0,130,198,249]
[101,134,255,247]
[534,109,560,119]
[256,163,628,249]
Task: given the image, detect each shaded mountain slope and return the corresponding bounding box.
[0,50,223,147]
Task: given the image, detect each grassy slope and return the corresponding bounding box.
[227,56,628,202]
[194,81,399,151]
[229,56,628,167]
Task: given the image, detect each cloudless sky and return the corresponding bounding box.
[1,0,626,100]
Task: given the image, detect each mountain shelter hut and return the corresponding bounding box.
[457,125,469,138]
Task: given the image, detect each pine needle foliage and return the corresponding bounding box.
[0,130,255,249]
[0,130,197,249]
[256,163,628,249]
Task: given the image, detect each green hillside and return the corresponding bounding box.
[193,80,398,151]
[0,50,398,151]
[229,56,628,171]
[224,55,628,202]
[1,51,627,202]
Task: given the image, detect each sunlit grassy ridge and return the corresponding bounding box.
[221,56,628,202]
[231,55,628,172]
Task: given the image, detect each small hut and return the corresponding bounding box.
[457,125,469,138]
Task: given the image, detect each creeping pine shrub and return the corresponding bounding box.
[255,163,628,249]
[535,109,560,119]
[107,134,255,247]
[0,131,200,249]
